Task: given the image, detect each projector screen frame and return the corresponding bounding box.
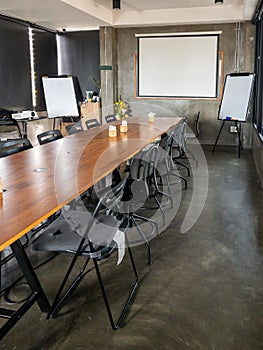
[135,33,221,100]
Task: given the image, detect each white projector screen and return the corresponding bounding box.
[42,76,79,118]
[138,35,219,98]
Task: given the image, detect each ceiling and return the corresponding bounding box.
[0,0,258,31]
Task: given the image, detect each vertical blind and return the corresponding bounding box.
[252,0,263,138]
[0,16,100,114]
[58,31,100,98]
[0,17,31,111]
[32,28,58,111]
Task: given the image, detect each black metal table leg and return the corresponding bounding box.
[10,240,50,313]
[0,240,50,339]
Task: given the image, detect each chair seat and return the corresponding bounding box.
[30,174,138,329]
[120,179,149,213]
[32,211,120,258]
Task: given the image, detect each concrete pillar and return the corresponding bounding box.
[99,26,118,123]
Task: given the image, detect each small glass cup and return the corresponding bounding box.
[109,125,117,137]
[120,120,128,133]
[148,112,155,123]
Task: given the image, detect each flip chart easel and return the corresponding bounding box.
[42,76,80,129]
[212,73,254,157]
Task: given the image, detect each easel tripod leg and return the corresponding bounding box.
[235,121,243,158]
[212,120,225,153]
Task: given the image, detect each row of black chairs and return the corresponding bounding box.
[66,114,117,135]
[30,139,178,328]
[0,114,198,331]
[28,118,195,328]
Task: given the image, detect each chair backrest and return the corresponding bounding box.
[66,122,83,135]
[0,138,33,158]
[105,115,117,123]
[85,118,100,130]
[0,118,23,138]
[37,129,63,145]
[193,111,200,138]
[169,122,186,155]
[129,145,157,181]
[127,145,158,201]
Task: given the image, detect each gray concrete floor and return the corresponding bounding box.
[1,146,263,349]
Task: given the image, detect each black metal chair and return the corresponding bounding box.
[66,122,83,135]
[85,118,101,130]
[158,133,188,190]
[193,111,200,138]
[105,114,117,123]
[0,118,23,139]
[31,174,138,329]
[37,129,63,145]
[172,119,199,168]
[110,145,172,265]
[0,138,32,158]
[130,145,173,225]
[169,123,192,177]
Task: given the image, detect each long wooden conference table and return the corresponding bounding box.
[0,116,182,338]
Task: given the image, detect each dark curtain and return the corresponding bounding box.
[252,0,263,136]
[58,31,100,99]
[0,18,31,111]
[33,28,58,111]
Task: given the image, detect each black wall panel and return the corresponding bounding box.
[0,18,31,111]
[33,28,58,110]
[58,31,100,98]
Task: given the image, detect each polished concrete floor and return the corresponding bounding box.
[1,146,263,349]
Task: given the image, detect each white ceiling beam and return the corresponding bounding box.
[61,0,113,25]
[112,5,246,27]
[243,0,258,19]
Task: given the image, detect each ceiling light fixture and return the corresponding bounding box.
[215,0,223,3]
[113,0,121,10]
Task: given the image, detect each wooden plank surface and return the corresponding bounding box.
[0,117,182,251]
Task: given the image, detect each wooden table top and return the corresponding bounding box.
[0,116,182,251]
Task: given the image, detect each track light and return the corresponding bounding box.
[215,0,223,3]
[113,0,121,10]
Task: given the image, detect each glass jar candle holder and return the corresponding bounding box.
[108,125,117,137]
[148,112,155,123]
[120,120,128,133]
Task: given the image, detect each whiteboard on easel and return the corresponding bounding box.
[42,76,79,118]
[218,73,254,122]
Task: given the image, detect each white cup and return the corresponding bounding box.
[148,112,155,123]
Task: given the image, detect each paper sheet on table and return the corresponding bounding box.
[113,230,125,265]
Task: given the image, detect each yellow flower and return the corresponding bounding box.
[114,97,128,119]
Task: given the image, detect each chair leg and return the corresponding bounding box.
[92,236,138,330]
[168,171,188,190]
[133,213,159,236]
[130,216,152,265]
[152,195,165,226]
[173,158,190,177]
[165,157,186,188]
[156,189,173,209]
[186,148,198,167]
[48,240,90,319]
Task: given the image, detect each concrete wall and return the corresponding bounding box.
[114,22,255,147]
